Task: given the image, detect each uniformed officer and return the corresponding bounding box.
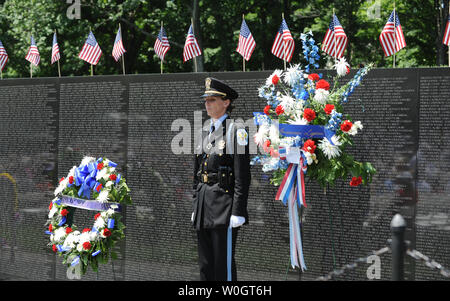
[192,77,251,281]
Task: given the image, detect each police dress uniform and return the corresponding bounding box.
[192,78,251,281]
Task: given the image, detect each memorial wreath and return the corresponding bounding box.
[45,156,132,276]
[251,31,376,271]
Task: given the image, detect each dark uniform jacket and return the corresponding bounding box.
[192,116,251,230]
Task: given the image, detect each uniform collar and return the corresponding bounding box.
[210,113,228,130]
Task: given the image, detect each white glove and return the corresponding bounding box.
[230,215,245,228]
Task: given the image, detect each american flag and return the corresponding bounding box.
[0,40,8,71]
[271,18,294,62]
[379,10,406,57]
[79,31,102,65]
[443,15,450,46]
[322,14,348,59]
[183,25,202,62]
[112,26,126,61]
[236,19,256,61]
[25,35,40,66]
[51,32,61,64]
[154,26,170,61]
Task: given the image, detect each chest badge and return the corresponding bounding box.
[236,128,248,146]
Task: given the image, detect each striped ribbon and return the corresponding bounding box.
[227,225,232,281]
[275,159,307,271]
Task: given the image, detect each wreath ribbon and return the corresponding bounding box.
[60,195,121,212]
[275,159,307,271]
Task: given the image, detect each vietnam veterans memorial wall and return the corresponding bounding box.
[0,68,449,280]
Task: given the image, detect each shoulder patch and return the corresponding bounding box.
[236,128,248,146]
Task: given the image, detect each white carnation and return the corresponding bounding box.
[63,232,79,250]
[80,156,96,166]
[94,216,106,229]
[96,168,107,181]
[348,121,363,136]
[53,227,67,243]
[313,89,329,104]
[54,178,68,196]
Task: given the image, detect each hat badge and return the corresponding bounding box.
[205,78,211,90]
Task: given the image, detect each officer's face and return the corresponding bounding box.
[204,96,230,119]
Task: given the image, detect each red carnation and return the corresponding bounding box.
[49,202,53,210]
[94,213,101,220]
[270,148,279,158]
[324,104,335,115]
[48,224,53,232]
[350,176,362,187]
[65,227,73,234]
[60,209,68,216]
[264,105,271,115]
[102,228,112,237]
[272,74,280,85]
[52,244,57,253]
[346,66,350,74]
[316,79,330,91]
[303,108,316,122]
[97,162,104,170]
[302,139,316,154]
[263,140,271,153]
[82,242,92,250]
[96,183,103,193]
[59,177,65,183]
[275,105,284,115]
[82,228,91,233]
[340,120,353,132]
[109,174,117,181]
[68,176,74,184]
[308,73,320,81]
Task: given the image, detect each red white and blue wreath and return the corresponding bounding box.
[45,156,132,277]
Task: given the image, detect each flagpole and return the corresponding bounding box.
[119,23,126,75]
[282,13,286,71]
[30,31,33,78]
[89,27,94,76]
[160,21,164,74]
[191,18,198,73]
[242,14,246,72]
[333,8,338,63]
[55,29,61,77]
[393,1,396,68]
[57,58,61,77]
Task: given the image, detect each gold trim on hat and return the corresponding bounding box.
[204,90,227,96]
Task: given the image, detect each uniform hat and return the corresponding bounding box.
[202,77,238,100]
